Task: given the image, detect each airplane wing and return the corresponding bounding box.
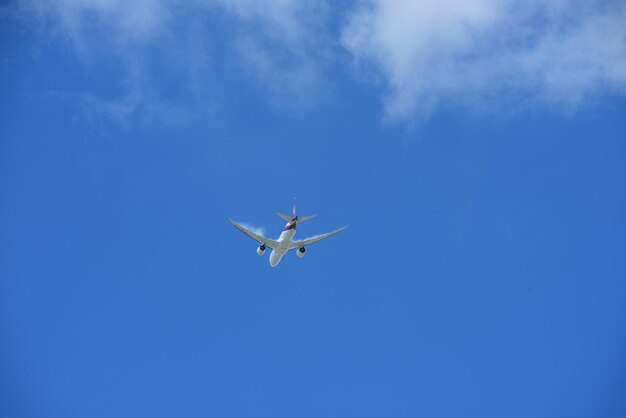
[229,218,279,250]
[289,226,347,249]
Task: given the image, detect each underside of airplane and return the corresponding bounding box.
[229,199,346,267]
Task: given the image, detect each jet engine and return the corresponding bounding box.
[296,247,305,258]
[257,244,266,255]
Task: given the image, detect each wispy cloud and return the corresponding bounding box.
[342,0,626,121]
[16,1,626,126]
[214,0,331,108]
[18,0,330,126]
[19,0,210,128]
[21,0,172,52]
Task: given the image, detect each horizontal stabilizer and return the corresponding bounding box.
[297,214,317,223]
[276,212,292,222]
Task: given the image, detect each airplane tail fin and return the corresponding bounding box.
[277,198,316,223]
[278,198,299,221]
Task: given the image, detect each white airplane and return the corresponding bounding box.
[229,199,347,267]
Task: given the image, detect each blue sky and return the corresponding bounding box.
[1,1,626,417]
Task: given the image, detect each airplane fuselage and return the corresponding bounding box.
[269,228,296,267]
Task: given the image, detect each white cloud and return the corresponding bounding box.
[212,0,331,107]
[18,0,330,125]
[22,0,171,50]
[342,0,626,120]
[17,1,626,125]
[19,0,204,128]
[516,5,626,106]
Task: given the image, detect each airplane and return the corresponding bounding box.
[229,199,347,267]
